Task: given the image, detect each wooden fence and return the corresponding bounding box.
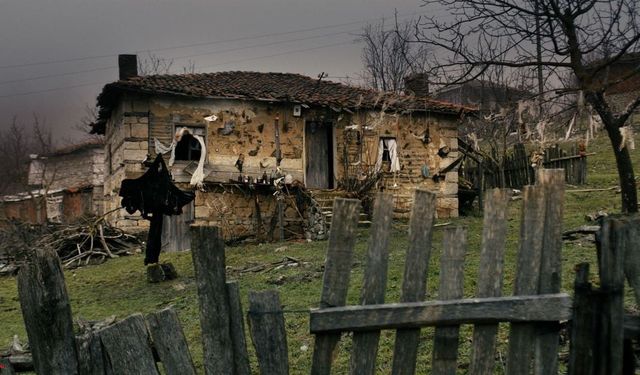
[4,168,640,374]
[461,143,590,193]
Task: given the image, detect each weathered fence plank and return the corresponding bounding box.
[469,188,511,375]
[350,193,394,375]
[146,307,196,375]
[534,169,565,375]
[248,290,289,375]
[99,314,159,375]
[310,198,361,375]
[619,216,640,305]
[596,217,626,375]
[391,190,437,375]
[432,227,466,375]
[226,281,251,375]
[568,263,595,375]
[17,247,79,375]
[506,185,545,375]
[310,294,571,332]
[76,332,107,375]
[190,225,235,375]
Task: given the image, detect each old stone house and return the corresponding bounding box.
[1,140,105,223]
[92,55,471,245]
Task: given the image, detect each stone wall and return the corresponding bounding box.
[102,93,461,236]
[103,95,150,232]
[335,111,459,218]
[191,185,307,241]
[28,147,104,193]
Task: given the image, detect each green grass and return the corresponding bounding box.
[0,133,638,374]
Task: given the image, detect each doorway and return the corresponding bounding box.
[305,121,334,189]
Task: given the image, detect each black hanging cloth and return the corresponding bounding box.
[118,155,195,265]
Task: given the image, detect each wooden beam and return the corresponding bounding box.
[310,294,572,333]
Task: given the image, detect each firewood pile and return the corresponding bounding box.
[0,215,143,272]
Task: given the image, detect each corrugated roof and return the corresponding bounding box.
[93,71,475,134]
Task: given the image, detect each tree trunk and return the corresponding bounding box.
[603,121,638,213]
[585,92,638,213]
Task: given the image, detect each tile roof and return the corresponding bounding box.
[94,71,474,134]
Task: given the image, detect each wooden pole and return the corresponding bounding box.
[146,307,197,375]
[248,290,289,375]
[568,263,595,375]
[311,198,361,375]
[17,247,78,375]
[226,281,251,375]
[391,190,437,375]
[596,217,626,375]
[350,193,394,375]
[99,314,160,375]
[274,115,284,241]
[534,169,565,375]
[190,226,235,375]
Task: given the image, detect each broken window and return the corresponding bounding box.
[174,126,205,162]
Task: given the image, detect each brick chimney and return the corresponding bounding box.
[118,54,138,80]
[404,73,429,97]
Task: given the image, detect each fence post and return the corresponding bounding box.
[534,169,565,375]
[247,290,289,375]
[226,281,251,375]
[595,217,626,375]
[146,307,197,375]
[506,185,545,375]
[17,247,79,375]
[568,263,595,375]
[310,198,361,375]
[350,193,394,375]
[191,226,235,375]
[469,188,511,375]
[391,190,437,375]
[76,331,108,375]
[99,314,159,375]
[432,226,467,375]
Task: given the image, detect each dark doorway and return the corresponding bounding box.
[305,121,334,189]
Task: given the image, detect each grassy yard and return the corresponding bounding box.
[0,133,638,374]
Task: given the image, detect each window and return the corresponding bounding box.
[381,140,392,162]
[174,126,205,162]
[375,137,400,173]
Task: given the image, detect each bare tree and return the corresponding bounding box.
[137,53,197,76]
[137,52,174,75]
[414,0,640,213]
[73,105,104,142]
[0,116,54,195]
[359,19,429,93]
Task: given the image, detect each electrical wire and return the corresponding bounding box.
[0,10,423,71]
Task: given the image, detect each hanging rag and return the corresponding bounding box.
[190,134,207,188]
[375,138,401,173]
[119,155,195,265]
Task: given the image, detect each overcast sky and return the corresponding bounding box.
[0,0,428,144]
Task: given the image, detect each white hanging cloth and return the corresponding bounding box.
[387,139,400,172]
[154,138,177,166]
[190,134,206,188]
[375,139,385,172]
[374,138,401,173]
